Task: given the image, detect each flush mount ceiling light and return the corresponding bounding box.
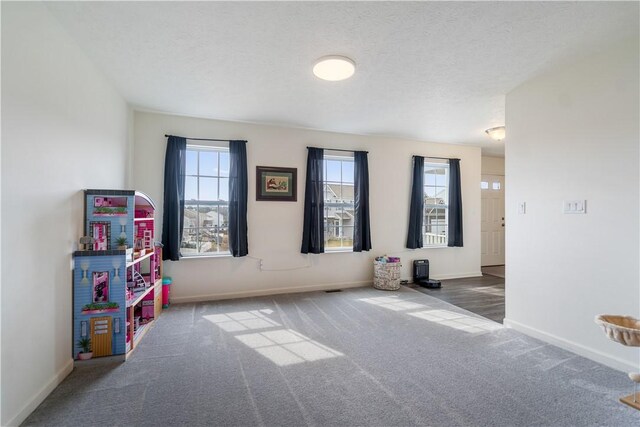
[485,126,506,141]
[313,55,356,81]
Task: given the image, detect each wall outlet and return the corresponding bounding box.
[518,202,526,214]
[563,200,586,214]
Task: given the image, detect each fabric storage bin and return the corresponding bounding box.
[373,261,402,290]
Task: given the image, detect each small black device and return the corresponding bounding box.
[413,259,442,289]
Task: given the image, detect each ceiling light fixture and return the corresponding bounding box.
[485,126,506,141]
[313,55,356,81]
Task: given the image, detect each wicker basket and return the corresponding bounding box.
[595,314,640,347]
[373,262,402,291]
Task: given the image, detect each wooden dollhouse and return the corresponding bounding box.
[72,190,163,361]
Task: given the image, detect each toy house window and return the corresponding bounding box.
[93,197,128,216]
[92,271,110,303]
[181,145,231,256]
[90,222,111,250]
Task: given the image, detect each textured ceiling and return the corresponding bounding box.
[47,1,638,156]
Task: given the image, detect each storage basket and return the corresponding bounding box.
[373,261,402,291]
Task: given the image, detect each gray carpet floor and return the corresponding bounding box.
[24,286,640,426]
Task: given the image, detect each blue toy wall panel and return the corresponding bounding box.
[73,253,126,357]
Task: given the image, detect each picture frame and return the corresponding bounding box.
[256,166,297,202]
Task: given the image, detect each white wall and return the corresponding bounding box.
[1,3,129,425]
[505,38,640,372]
[134,111,482,302]
[481,156,505,176]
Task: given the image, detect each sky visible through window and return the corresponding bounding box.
[325,158,353,183]
[185,150,230,202]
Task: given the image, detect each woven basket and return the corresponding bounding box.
[373,262,402,291]
[595,314,640,347]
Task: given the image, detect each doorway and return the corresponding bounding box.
[413,162,506,324]
[90,316,113,357]
[481,174,505,268]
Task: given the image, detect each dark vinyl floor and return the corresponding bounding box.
[409,273,505,323]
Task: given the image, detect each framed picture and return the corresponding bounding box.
[92,271,109,303]
[256,166,297,202]
[90,221,111,250]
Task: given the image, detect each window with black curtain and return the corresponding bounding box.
[353,151,372,252]
[447,158,463,247]
[302,148,371,253]
[228,140,249,257]
[407,156,463,249]
[301,147,325,254]
[162,135,187,261]
[163,136,248,259]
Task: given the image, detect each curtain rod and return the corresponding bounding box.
[307,146,368,154]
[413,155,460,161]
[165,134,246,143]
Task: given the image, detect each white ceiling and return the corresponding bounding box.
[47,1,638,157]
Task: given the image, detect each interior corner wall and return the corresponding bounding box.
[133,112,482,302]
[505,38,640,372]
[1,3,129,425]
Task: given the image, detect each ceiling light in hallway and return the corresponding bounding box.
[485,126,506,141]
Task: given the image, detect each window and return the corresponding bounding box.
[424,162,449,247]
[324,153,354,250]
[181,145,230,256]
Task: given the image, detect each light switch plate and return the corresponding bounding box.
[518,202,526,214]
[563,200,587,214]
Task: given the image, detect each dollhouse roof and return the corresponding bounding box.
[135,191,156,210]
[86,189,135,196]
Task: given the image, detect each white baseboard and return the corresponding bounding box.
[171,281,370,304]
[504,318,638,373]
[402,271,483,282]
[173,272,485,304]
[6,358,74,427]
[431,271,483,280]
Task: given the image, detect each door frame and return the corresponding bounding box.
[481,174,505,267]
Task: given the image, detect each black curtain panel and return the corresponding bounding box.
[161,135,187,261]
[353,151,372,252]
[406,156,424,249]
[301,147,325,254]
[448,158,464,247]
[229,140,249,257]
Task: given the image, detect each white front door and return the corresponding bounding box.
[481,175,505,266]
